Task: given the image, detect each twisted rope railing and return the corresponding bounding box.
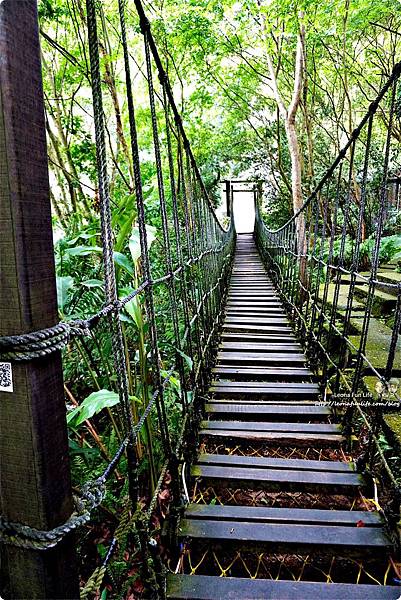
[255,62,401,553]
[0,0,234,596]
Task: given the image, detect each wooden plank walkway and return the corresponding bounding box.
[167,234,398,599]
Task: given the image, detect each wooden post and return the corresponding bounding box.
[225,180,231,217]
[0,1,79,598]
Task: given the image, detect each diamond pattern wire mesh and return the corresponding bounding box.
[176,545,395,586]
[177,438,400,586]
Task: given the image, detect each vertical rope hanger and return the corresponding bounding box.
[86,0,139,505]
[255,63,401,539]
[79,0,235,593]
[117,0,171,458]
[162,84,195,402]
[351,79,397,397]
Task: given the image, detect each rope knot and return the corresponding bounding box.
[0,323,71,362]
[78,476,107,511]
[0,477,107,550]
[0,318,95,362]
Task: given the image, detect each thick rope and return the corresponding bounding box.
[0,321,91,361]
[0,477,105,550]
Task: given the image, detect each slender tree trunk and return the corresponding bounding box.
[258,3,308,294]
[285,117,307,289]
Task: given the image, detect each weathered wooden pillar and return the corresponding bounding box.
[0,1,79,597]
[225,180,231,217]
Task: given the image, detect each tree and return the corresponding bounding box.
[258,3,307,281]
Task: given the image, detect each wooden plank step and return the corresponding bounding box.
[222,324,294,334]
[228,290,276,294]
[212,366,312,380]
[228,297,276,301]
[226,312,286,318]
[227,298,282,308]
[226,316,286,320]
[219,342,301,351]
[229,283,272,287]
[225,316,287,323]
[167,574,400,599]
[199,428,344,446]
[227,305,281,309]
[178,519,390,556]
[201,421,339,434]
[185,503,381,526]
[226,306,282,311]
[210,381,317,391]
[227,301,281,306]
[230,279,271,283]
[227,293,278,297]
[221,332,294,340]
[225,315,288,318]
[228,293,278,297]
[210,385,318,399]
[196,453,353,472]
[229,289,274,293]
[233,265,265,267]
[212,355,308,370]
[224,317,288,325]
[191,463,359,493]
[205,402,330,420]
[217,352,306,365]
[226,306,283,311]
[227,299,280,303]
[229,282,274,286]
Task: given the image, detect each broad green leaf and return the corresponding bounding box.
[67,389,120,428]
[67,233,98,246]
[56,275,74,311]
[64,245,103,257]
[82,279,104,288]
[177,348,193,371]
[129,225,157,263]
[119,312,133,323]
[114,201,137,253]
[113,251,135,276]
[124,296,143,330]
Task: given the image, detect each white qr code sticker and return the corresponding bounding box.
[0,362,13,392]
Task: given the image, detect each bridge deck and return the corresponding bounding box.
[167,234,398,599]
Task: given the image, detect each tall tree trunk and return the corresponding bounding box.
[285,118,307,286]
[258,4,308,294]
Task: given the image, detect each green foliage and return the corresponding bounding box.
[67,389,120,427]
[56,275,75,313]
[316,234,401,270]
[38,0,401,590]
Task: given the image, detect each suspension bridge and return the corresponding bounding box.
[0,1,400,599]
